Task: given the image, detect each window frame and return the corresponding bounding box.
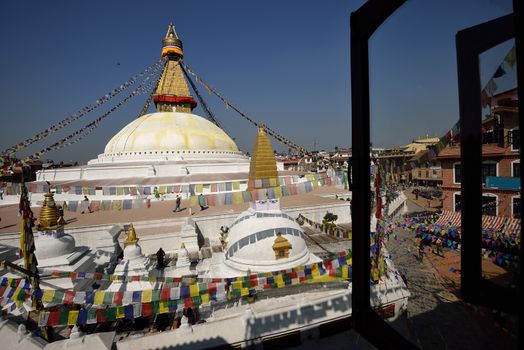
[511,159,520,177]
[481,193,498,216]
[510,127,520,151]
[511,195,521,219]
[453,161,462,184]
[351,1,522,347]
[456,11,519,314]
[453,192,462,212]
[481,160,498,184]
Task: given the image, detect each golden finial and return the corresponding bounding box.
[180,242,186,249]
[124,223,139,247]
[248,124,278,189]
[161,22,183,58]
[38,192,62,231]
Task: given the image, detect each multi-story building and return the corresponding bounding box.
[438,88,519,218]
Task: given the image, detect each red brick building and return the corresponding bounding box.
[438,89,519,218]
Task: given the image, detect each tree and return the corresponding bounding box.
[323,212,338,228]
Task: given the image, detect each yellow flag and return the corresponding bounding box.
[68,310,79,325]
[269,178,278,187]
[241,288,250,297]
[42,290,55,303]
[159,301,169,314]
[116,306,125,319]
[342,265,349,279]
[189,284,199,297]
[201,293,210,303]
[94,291,105,305]
[142,289,152,303]
[189,196,198,206]
[275,274,285,288]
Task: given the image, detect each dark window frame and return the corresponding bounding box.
[351,0,523,348]
[456,10,521,315]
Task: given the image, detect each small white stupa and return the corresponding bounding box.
[106,224,155,291]
[3,192,97,291]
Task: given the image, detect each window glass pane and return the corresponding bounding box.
[513,162,520,177]
[482,162,497,183]
[482,195,497,216]
[454,163,462,183]
[513,198,521,219]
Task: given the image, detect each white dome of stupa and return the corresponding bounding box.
[35,233,76,260]
[103,112,240,156]
[224,200,312,272]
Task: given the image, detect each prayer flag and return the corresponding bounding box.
[116,306,125,319]
[68,310,79,325]
[77,309,88,325]
[124,304,134,320]
[142,289,152,303]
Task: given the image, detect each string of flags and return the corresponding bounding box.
[297,214,351,239]
[0,252,352,326]
[1,60,162,159]
[21,68,162,164]
[180,61,309,154]
[481,45,516,108]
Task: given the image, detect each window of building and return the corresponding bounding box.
[454,193,461,212]
[482,161,497,183]
[510,128,519,151]
[512,197,521,219]
[453,162,462,184]
[512,160,520,178]
[482,194,497,216]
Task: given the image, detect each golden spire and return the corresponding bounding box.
[248,125,278,189]
[124,223,139,247]
[153,23,197,113]
[38,192,63,231]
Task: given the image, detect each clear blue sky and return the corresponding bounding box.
[0,0,515,163]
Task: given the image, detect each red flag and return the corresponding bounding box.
[63,290,75,304]
[48,310,60,326]
[160,288,170,301]
[113,291,123,305]
[142,303,153,317]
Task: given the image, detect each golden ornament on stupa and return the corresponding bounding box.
[248,125,278,189]
[38,192,64,230]
[272,232,292,260]
[124,223,139,247]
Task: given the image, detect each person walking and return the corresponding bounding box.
[174,195,181,212]
[0,187,4,200]
[198,193,207,211]
[81,195,92,214]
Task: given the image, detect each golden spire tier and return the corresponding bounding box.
[124,223,139,247]
[153,23,197,113]
[38,192,64,231]
[248,125,278,190]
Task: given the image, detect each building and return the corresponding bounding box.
[439,88,519,218]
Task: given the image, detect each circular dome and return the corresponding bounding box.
[35,234,76,260]
[104,112,240,155]
[224,206,311,272]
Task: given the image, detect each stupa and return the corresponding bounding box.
[33,23,285,204]
[106,224,156,291]
[2,192,97,291]
[206,127,320,276]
